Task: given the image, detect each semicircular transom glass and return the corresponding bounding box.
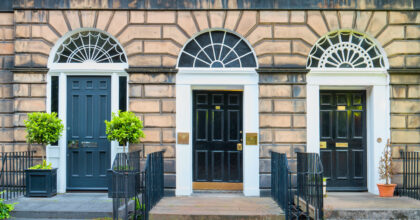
[178,30,257,68]
[307,31,385,69]
[54,31,127,63]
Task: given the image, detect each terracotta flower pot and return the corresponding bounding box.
[377,183,396,197]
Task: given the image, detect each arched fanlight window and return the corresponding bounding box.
[307,30,386,69]
[178,30,257,68]
[53,31,127,64]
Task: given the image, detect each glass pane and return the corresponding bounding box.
[51,76,59,114]
[119,76,127,111]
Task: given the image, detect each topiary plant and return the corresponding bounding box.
[105,110,145,152]
[24,112,64,169]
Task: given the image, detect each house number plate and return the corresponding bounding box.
[246,133,258,145]
[320,141,327,149]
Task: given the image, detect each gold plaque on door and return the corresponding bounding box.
[337,106,346,110]
[336,142,348,147]
[246,133,258,145]
[320,141,327,149]
[177,132,189,144]
[215,106,221,110]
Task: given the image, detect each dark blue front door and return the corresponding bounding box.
[67,76,111,190]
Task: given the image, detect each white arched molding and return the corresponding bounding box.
[47,28,128,193]
[176,29,260,196]
[306,30,390,195]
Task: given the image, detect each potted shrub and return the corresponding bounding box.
[24,112,64,197]
[377,139,396,197]
[105,110,145,197]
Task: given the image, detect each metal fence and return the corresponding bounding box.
[0,151,34,201]
[396,151,420,200]
[108,150,164,220]
[271,152,324,220]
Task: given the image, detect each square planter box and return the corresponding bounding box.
[26,168,57,197]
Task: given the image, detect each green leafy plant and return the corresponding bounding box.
[0,191,17,219]
[379,139,394,185]
[105,111,145,152]
[24,112,64,169]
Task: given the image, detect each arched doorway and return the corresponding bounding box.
[47,28,129,192]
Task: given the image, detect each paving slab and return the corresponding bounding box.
[324,192,420,219]
[9,193,112,219]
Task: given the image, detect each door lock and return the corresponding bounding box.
[237,143,243,151]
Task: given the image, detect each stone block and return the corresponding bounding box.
[385,41,420,57]
[144,85,175,97]
[0,13,13,25]
[144,115,175,127]
[0,100,13,113]
[246,25,272,45]
[259,74,288,84]
[130,73,175,84]
[14,73,46,83]
[274,130,306,143]
[224,11,240,30]
[130,11,145,23]
[323,11,339,31]
[292,40,311,57]
[177,11,197,37]
[15,25,30,38]
[407,85,420,98]
[107,11,128,36]
[0,115,13,128]
[118,25,161,45]
[130,99,160,113]
[0,129,13,142]
[80,11,96,27]
[254,40,290,55]
[14,54,31,67]
[388,55,404,68]
[391,130,420,143]
[293,115,306,128]
[209,11,225,28]
[32,54,48,67]
[290,11,305,23]
[377,25,404,46]
[162,56,177,67]
[163,26,188,45]
[259,174,271,188]
[273,55,307,67]
[147,11,175,24]
[407,115,420,129]
[164,159,176,173]
[144,144,175,158]
[15,40,51,55]
[129,84,142,97]
[13,84,29,97]
[13,113,28,127]
[15,10,47,23]
[391,115,406,128]
[162,128,175,143]
[391,85,406,98]
[355,11,372,31]
[0,42,13,55]
[31,25,60,44]
[124,40,143,56]
[307,11,328,37]
[0,27,13,41]
[390,74,420,85]
[128,55,161,67]
[193,11,209,31]
[366,11,387,37]
[259,159,271,173]
[260,11,288,23]
[236,11,257,36]
[339,11,355,29]
[274,25,318,45]
[14,128,27,142]
[64,11,81,30]
[14,98,45,112]
[406,56,420,68]
[260,144,291,158]
[259,99,272,113]
[259,85,291,98]
[274,100,306,113]
[260,114,291,128]
[141,128,161,143]
[144,41,181,56]
[257,55,273,67]
[48,11,69,36]
[161,99,175,113]
[389,11,420,24]
[292,85,306,98]
[406,25,420,39]
[259,129,273,143]
[164,174,175,187]
[0,85,12,98]
[391,100,420,113]
[96,11,113,30]
[0,71,12,84]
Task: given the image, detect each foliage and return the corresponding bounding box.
[24,112,64,146]
[378,139,394,185]
[0,191,16,219]
[29,160,52,170]
[105,111,145,151]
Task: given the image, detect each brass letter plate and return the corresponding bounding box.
[337,106,346,111]
[246,133,258,145]
[177,132,189,144]
[320,141,327,149]
[336,142,348,148]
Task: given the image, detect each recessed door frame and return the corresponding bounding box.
[46,69,128,193]
[306,69,390,195]
[176,68,260,196]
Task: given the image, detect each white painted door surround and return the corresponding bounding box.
[306,69,390,195]
[175,69,260,196]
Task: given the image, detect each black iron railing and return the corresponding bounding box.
[271,152,324,220]
[108,150,164,220]
[0,151,34,201]
[396,151,420,200]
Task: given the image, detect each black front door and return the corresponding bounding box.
[193,91,243,182]
[67,76,111,190]
[320,91,367,191]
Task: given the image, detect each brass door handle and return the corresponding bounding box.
[237,143,243,151]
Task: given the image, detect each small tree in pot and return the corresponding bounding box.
[24,112,64,197]
[377,139,396,197]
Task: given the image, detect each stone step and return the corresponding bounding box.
[149,193,285,220]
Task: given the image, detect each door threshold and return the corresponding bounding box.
[193,182,243,191]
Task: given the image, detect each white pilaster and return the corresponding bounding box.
[306,84,320,154]
[110,73,120,160]
[57,72,67,193]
